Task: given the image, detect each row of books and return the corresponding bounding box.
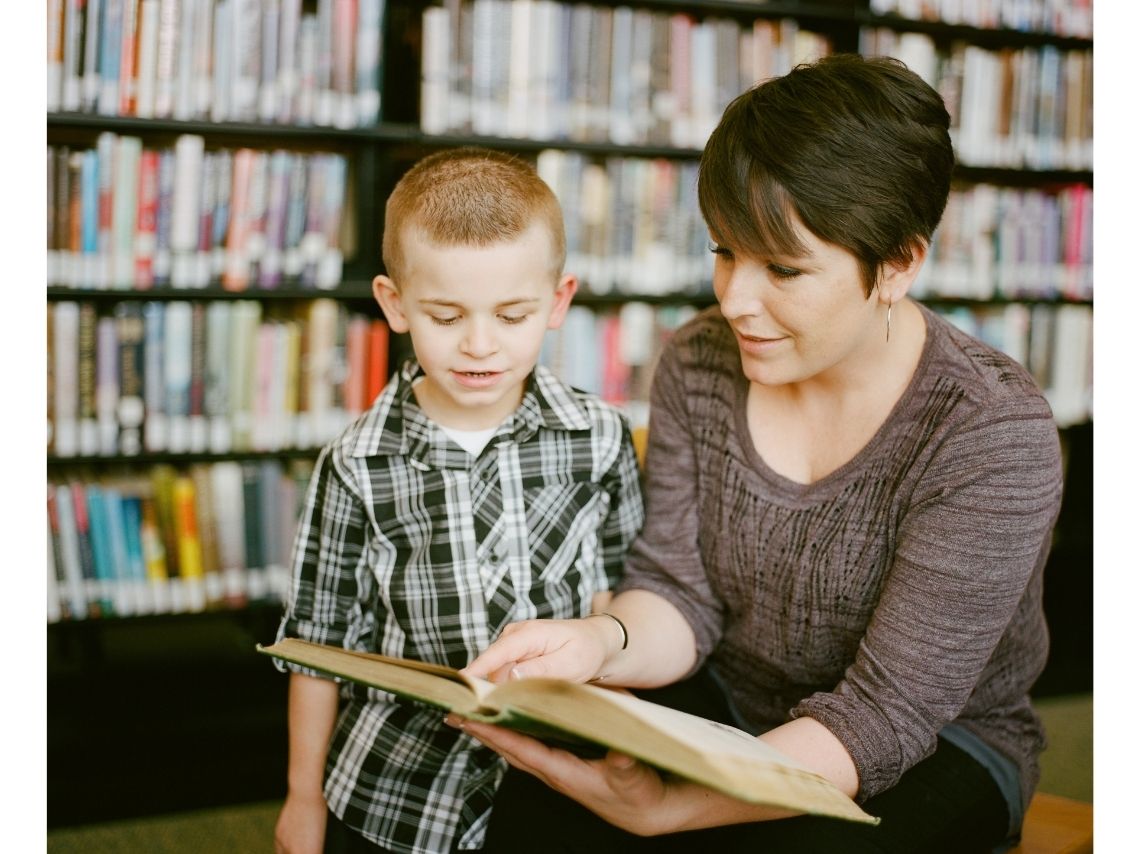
[868,0,1093,38]
[536,150,710,297]
[48,299,389,459]
[535,148,1093,301]
[47,135,351,291]
[541,300,1092,430]
[420,2,831,149]
[860,28,1092,171]
[47,0,384,128]
[939,302,1092,427]
[47,458,310,622]
[912,183,1093,301]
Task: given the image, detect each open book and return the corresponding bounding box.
[258,638,876,824]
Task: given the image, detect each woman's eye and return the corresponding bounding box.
[768,263,801,280]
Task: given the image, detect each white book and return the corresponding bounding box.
[164,302,194,453]
[205,301,233,452]
[295,13,318,125]
[526,0,558,141]
[174,0,200,120]
[305,298,337,445]
[111,136,141,288]
[53,302,81,458]
[276,0,301,122]
[355,0,383,125]
[154,0,180,117]
[143,301,168,452]
[628,9,653,145]
[1048,305,1093,428]
[211,0,233,121]
[82,0,105,111]
[48,0,65,112]
[259,0,281,122]
[421,6,451,135]
[506,0,532,138]
[608,6,634,145]
[170,134,205,288]
[96,317,120,455]
[471,0,494,134]
[190,0,216,118]
[689,22,717,148]
[313,0,334,126]
[135,0,161,118]
[232,0,263,121]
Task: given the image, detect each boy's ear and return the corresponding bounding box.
[546,274,578,330]
[373,275,410,333]
[877,242,927,307]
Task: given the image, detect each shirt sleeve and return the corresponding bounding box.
[616,341,727,663]
[275,444,379,676]
[791,402,1063,801]
[595,414,646,589]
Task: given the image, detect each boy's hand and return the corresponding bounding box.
[275,791,328,854]
[462,617,619,684]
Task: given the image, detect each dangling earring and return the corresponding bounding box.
[886,301,893,344]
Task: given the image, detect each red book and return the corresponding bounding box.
[135,148,159,288]
[344,314,371,417]
[118,0,140,115]
[366,318,389,406]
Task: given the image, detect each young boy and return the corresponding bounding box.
[273,148,645,854]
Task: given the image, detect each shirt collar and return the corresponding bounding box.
[349,360,592,464]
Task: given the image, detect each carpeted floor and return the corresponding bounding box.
[46,693,1092,853]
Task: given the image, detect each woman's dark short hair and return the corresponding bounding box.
[698,53,954,296]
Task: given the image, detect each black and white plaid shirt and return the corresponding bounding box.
[276,359,645,853]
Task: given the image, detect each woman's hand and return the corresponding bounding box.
[453,718,685,836]
[461,616,620,684]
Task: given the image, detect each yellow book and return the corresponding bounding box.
[258,638,877,826]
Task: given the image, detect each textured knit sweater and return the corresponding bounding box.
[617,303,1063,811]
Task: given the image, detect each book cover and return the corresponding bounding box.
[258,638,877,826]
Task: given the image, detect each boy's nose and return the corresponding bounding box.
[461,321,499,357]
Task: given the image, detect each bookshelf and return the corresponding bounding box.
[47,0,1092,825]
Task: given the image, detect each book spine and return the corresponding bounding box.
[173,0,198,120]
[117,0,140,115]
[113,301,145,456]
[223,148,254,291]
[111,135,141,288]
[49,0,66,113]
[192,0,216,119]
[258,459,286,598]
[61,0,87,112]
[366,317,389,405]
[53,483,90,618]
[170,134,205,288]
[77,302,100,455]
[152,147,175,286]
[66,151,84,288]
[82,483,115,615]
[209,461,248,606]
[142,300,167,451]
[139,492,170,611]
[134,147,159,288]
[120,492,152,613]
[210,0,232,121]
[96,315,120,455]
[258,0,280,122]
[189,464,223,605]
[330,0,356,129]
[173,475,207,611]
[421,5,450,135]
[231,0,262,121]
[150,464,182,608]
[82,0,104,112]
[97,0,123,115]
[103,487,136,614]
[189,301,209,450]
[52,302,80,458]
[277,0,301,123]
[241,462,267,600]
[135,0,160,117]
[195,150,217,287]
[163,300,193,452]
[313,0,334,126]
[355,0,382,126]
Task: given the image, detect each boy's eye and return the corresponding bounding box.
[499,314,528,325]
[430,315,460,326]
[767,263,801,280]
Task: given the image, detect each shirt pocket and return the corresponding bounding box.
[521,481,609,608]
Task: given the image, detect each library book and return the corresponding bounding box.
[258,638,877,825]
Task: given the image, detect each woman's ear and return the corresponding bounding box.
[877,242,928,307]
[373,275,410,333]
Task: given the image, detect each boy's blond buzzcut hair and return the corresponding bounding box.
[382,147,566,283]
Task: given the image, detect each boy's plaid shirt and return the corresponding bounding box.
[276,360,645,853]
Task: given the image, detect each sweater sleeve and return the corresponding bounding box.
[616,338,728,667]
[791,401,1063,801]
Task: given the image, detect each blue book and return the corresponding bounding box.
[83,484,116,615]
[103,487,135,615]
[80,149,100,288]
[120,494,147,588]
[97,0,122,116]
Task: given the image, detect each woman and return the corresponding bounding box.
[456,54,1063,853]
